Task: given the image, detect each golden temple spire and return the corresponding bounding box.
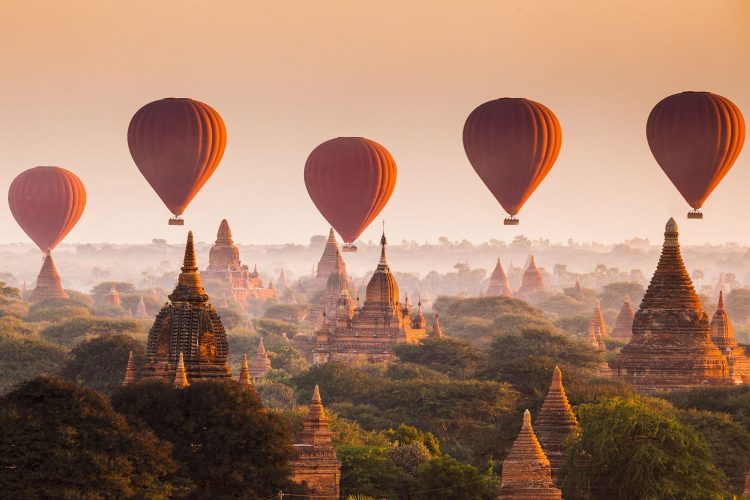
[173,352,189,388]
[238,353,253,391]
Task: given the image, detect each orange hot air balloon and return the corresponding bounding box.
[647,91,745,219]
[463,98,562,225]
[8,166,86,253]
[127,98,227,225]
[304,137,397,251]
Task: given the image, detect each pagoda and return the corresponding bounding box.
[250,337,272,380]
[311,249,351,325]
[202,219,276,302]
[498,410,562,499]
[29,252,68,303]
[610,295,635,339]
[534,367,579,484]
[313,232,427,363]
[710,292,750,383]
[238,353,254,391]
[106,283,122,307]
[587,301,607,348]
[486,258,513,297]
[573,279,585,301]
[614,218,728,392]
[431,311,444,339]
[135,296,148,317]
[141,231,231,383]
[306,228,342,292]
[290,385,341,497]
[516,255,545,301]
[277,268,290,290]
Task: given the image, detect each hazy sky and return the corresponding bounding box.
[1,0,748,247]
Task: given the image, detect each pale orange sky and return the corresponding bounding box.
[0,0,749,247]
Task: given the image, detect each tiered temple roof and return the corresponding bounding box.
[106,283,122,307]
[29,252,68,303]
[304,228,343,292]
[534,367,579,484]
[141,231,231,383]
[614,219,729,392]
[250,337,272,380]
[710,292,750,384]
[516,255,545,301]
[486,258,513,297]
[587,301,607,349]
[498,410,562,499]
[314,249,351,325]
[611,295,635,339]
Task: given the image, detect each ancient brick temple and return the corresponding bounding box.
[202,219,276,302]
[313,232,427,363]
[486,258,513,297]
[29,252,68,303]
[291,385,341,497]
[614,218,728,392]
[610,295,635,339]
[586,301,607,349]
[250,337,272,380]
[710,292,750,383]
[310,249,351,325]
[305,228,342,292]
[431,311,444,338]
[135,296,148,317]
[497,410,562,499]
[141,231,231,383]
[572,279,585,301]
[534,367,579,484]
[106,283,122,307]
[516,255,545,301]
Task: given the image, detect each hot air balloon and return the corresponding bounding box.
[463,98,562,225]
[8,166,86,253]
[647,91,745,219]
[304,137,397,251]
[127,98,227,225]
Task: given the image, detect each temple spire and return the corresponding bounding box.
[432,311,444,338]
[611,295,635,338]
[122,351,137,386]
[250,337,272,380]
[379,226,388,265]
[173,352,189,388]
[216,219,233,244]
[238,353,254,391]
[299,384,333,445]
[29,252,68,303]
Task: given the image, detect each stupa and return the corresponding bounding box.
[141,231,231,383]
[250,337,272,380]
[534,367,579,484]
[238,353,254,391]
[306,228,342,291]
[313,231,427,363]
[277,268,290,290]
[497,410,562,499]
[614,219,728,392]
[516,255,545,301]
[135,296,148,317]
[573,279,585,301]
[122,351,137,386]
[312,249,351,324]
[106,283,122,307]
[610,295,635,339]
[486,258,513,297]
[431,311,444,339]
[710,292,750,383]
[290,385,341,497]
[587,301,607,348]
[29,252,68,303]
[173,352,190,388]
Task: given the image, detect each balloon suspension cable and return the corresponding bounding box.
[342,243,357,253]
[169,216,185,226]
[504,215,520,226]
[687,210,703,220]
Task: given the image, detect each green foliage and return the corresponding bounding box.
[40,316,143,347]
[726,288,750,324]
[293,362,382,402]
[112,380,295,498]
[90,281,135,300]
[563,397,727,499]
[267,343,309,376]
[255,317,299,336]
[0,333,67,395]
[337,444,402,498]
[0,315,37,337]
[664,385,750,432]
[256,380,298,410]
[553,315,590,336]
[0,280,21,304]
[433,295,541,320]
[394,338,487,378]
[414,455,498,500]
[215,307,243,329]
[599,281,645,310]
[60,334,145,395]
[263,303,309,323]
[0,377,176,498]
[535,293,589,317]
[25,304,91,323]
[385,424,440,455]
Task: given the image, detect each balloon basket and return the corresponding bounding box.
[168,217,185,226]
[342,244,357,252]
[687,210,703,220]
[504,216,520,226]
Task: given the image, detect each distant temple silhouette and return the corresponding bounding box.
[29,252,67,303]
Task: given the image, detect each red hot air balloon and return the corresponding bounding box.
[304,137,397,251]
[463,98,562,225]
[647,91,745,219]
[8,166,86,253]
[127,98,227,225]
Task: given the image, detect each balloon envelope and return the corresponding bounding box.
[463,98,561,218]
[8,166,86,252]
[647,91,745,211]
[304,137,397,243]
[127,98,227,217]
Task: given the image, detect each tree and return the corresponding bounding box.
[112,380,295,498]
[394,338,487,378]
[337,444,402,498]
[40,316,143,347]
[60,334,145,395]
[599,282,645,310]
[563,397,727,499]
[0,333,66,394]
[0,280,21,305]
[90,281,136,301]
[0,377,176,498]
[726,288,750,324]
[263,303,309,323]
[414,455,498,500]
[268,343,309,376]
[385,424,440,455]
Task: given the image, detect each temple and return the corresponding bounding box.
[250,338,272,380]
[610,295,635,339]
[106,283,122,307]
[122,351,137,386]
[135,296,148,317]
[534,367,579,484]
[306,228,342,291]
[587,301,607,349]
[573,279,585,301]
[709,292,750,384]
[141,231,232,383]
[431,311,444,338]
[238,353,254,391]
[29,252,68,303]
[497,410,562,499]
[202,219,276,302]
[311,249,351,325]
[614,219,729,392]
[312,232,428,363]
[290,385,341,497]
[486,258,513,297]
[516,255,544,301]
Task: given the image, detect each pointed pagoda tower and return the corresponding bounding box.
[516,255,545,301]
[534,367,579,484]
[238,353,254,391]
[614,218,728,392]
[587,301,607,347]
[498,410,562,499]
[486,258,513,297]
[431,311,444,339]
[141,231,231,383]
[277,268,290,289]
[710,292,750,383]
[316,249,350,324]
[29,252,68,303]
[122,351,137,386]
[135,296,148,317]
[306,228,342,292]
[573,279,585,301]
[173,352,190,388]
[610,295,635,339]
[250,337,272,380]
[106,283,122,307]
[290,385,341,497]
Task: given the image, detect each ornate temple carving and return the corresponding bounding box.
[29,252,67,303]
